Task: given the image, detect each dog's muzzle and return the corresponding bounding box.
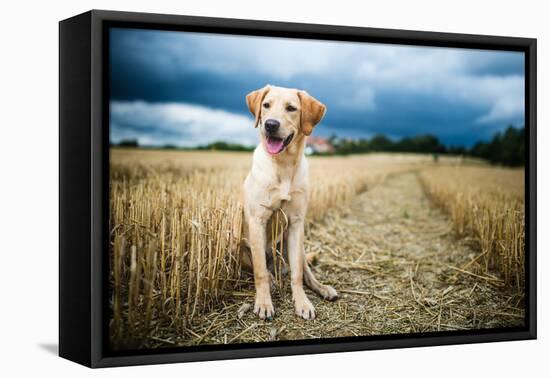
[265,133,294,155]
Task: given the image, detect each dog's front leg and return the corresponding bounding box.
[287,217,315,320]
[248,218,274,320]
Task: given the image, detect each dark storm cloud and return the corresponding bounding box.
[460,51,525,76]
[109,28,525,147]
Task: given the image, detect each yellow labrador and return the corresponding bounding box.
[240,85,338,321]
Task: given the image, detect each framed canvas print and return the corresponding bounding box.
[59,10,537,368]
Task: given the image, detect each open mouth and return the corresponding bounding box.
[265,133,294,155]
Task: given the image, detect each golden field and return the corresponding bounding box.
[420,166,525,288]
[109,148,525,349]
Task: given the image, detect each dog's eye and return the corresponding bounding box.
[286,105,297,112]
[263,103,270,109]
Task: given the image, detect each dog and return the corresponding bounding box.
[240,85,338,321]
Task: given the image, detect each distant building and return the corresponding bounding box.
[305,136,335,155]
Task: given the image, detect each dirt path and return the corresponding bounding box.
[181,172,525,346]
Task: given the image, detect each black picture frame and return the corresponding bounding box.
[59,9,537,368]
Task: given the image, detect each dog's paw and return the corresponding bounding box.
[254,296,275,320]
[320,285,339,301]
[295,297,315,320]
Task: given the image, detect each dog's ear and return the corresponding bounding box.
[246,85,271,128]
[297,90,326,136]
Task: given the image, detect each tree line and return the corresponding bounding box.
[112,125,525,167]
[469,126,525,166]
[329,125,525,166]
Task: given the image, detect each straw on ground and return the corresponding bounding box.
[109,149,524,349]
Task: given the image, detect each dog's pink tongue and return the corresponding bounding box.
[266,137,284,154]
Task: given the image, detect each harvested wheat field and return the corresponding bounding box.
[109,149,525,350]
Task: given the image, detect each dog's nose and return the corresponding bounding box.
[264,119,280,134]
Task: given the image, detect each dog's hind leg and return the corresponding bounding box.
[303,256,339,301]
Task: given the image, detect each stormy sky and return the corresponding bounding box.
[109,27,525,148]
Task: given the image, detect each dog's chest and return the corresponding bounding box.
[266,180,292,209]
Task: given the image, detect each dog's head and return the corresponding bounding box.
[246,85,326,155]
